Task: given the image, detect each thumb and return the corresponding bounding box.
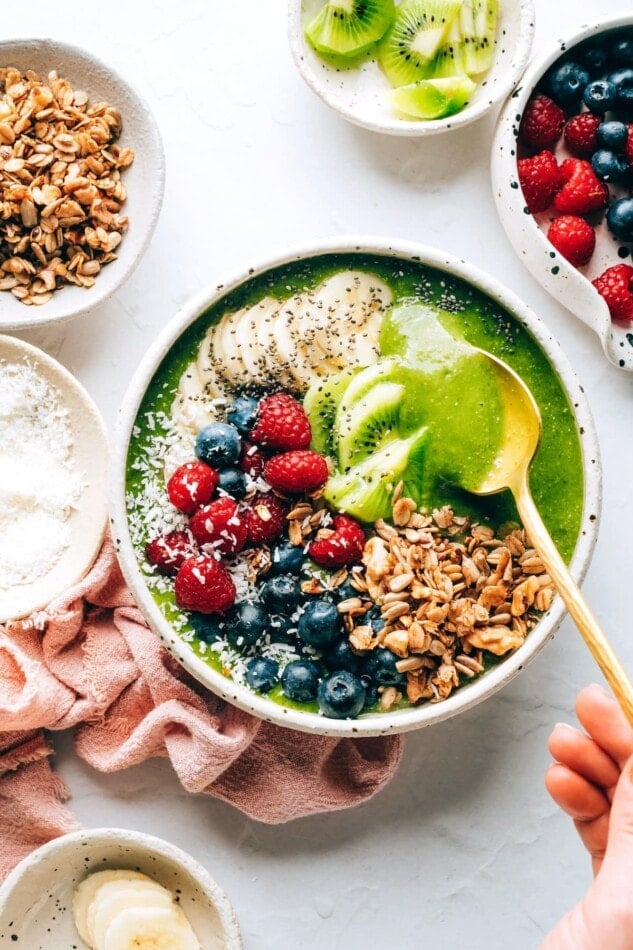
[602,754,633,878]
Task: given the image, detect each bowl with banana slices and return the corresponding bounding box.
[0,828,242,949]
[288,0,535,135]
[112,236,599,738]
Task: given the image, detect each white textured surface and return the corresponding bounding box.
[8,0,632,946]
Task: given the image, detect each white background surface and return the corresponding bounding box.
[8,0,633,946]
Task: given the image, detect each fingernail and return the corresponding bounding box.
[554,721,575,731]
[589,682,611,698]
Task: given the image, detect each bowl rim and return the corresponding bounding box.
[0,36,165,332]
[287,0,536,137]
[111,235,602,738]
[491,11,633,372]
[0,827,242,949]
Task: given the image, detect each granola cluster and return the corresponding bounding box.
[0,67,134,305]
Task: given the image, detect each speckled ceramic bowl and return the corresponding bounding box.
[492,12,633,372]
[0,38,164,331]
[111,236,601,738]
[0,828,242,949]
[288,0,535,136]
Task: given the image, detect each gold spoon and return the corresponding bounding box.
[466,350,633,726]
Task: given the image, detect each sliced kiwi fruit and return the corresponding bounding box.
[377,0,463,87]
[324,425,429,523]
[335,359,399,420]
[391,75,476,119]
[303,367,361,456]
[305,0,396,58]
[337,380,404,470]
[428,14,466,78]
[460,0,498,75]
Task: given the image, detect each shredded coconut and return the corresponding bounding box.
[0,358,83,589]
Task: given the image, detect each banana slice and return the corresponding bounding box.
[73,870,157,945]
[196,327,227,402]
[101,905,200,950]
[214,307,248,387]
[89,881,174,948]
[265,294,303,390]
[171,362,216,435]
[235,296,280,386]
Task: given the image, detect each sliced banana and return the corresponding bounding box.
[89,881,174,948]
[171,362,217,435]
[72,870,158,945]
[235,296,280,386]
[196,328,227,401]
[101,905,200,950]
[214,307,249,386]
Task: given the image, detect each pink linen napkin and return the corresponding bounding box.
[0,539,402,879]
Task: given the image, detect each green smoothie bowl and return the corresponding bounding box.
[112,237,601,737]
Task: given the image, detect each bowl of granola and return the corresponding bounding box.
[0,38,164,330]
[112,236,601,736]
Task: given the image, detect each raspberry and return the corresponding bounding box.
[553,159,609,215]
[167,461,218,514]
[308,514,365,568]
[239,440,266,477]
[145,531,195,575]
[263,450,329,494]
[547,215,596,267]
[592,264,633,322]
[190,497,248,555]
[517,150,562,213]
[244,492,289,543]
[626,124,633,166]
[563,113,601,157]
[519,94,565,149]
[174,555,236,614]
[249,392,311,451]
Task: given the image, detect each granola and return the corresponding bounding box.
[0,67,134,306]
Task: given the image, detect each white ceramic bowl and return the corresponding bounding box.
[0,828,242,949]
[112,236,601,738]
[0,38,164,331]
[288,0,535,136]
[0,334,109,622]
[492,13,633,372]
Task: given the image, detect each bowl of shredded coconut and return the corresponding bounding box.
[0,335,109,621]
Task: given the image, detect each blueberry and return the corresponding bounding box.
[607,68,633,110]
[189,612,225,643]
[549,61,590,106]
[227,395,259,435]
[591,149,630,183]
[217,467,247,500]
[364,648,406,686]
[298,599,342,649]
[596,120,629,151]
[333,577,363,602]
[324,639,364,674]
[317,671,366,719]
[362,680,380,710]
[268,615,299,644]
[281,660,320,702]
[226,601,268,648]
[260,574,303,615]
[364,605,385,634]
[245,656,279,693]
[269,540,304,576]
[583,79,618,113]
[195,423,241,467]
[611,34,633,67]
[577,43,608,74]
[607,197,633,242]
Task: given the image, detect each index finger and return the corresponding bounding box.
[576,684,633,769]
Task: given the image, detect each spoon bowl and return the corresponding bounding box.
[469,350,633,724]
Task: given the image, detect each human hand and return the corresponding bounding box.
[542,683,633,949]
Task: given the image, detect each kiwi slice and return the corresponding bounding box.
[336,360,399,420]
[337,380,404,470]
[390,75,476,119]
[324,426,429,523]
[303,368,360,456]
[428,14,466,78]
[460,0,498,75]
[305,0,396,58]
[378,0,463,87]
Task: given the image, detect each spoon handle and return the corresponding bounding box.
[515,480,633,726]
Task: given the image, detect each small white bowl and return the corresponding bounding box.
[288,0,535,136]
[492,13,633,372]
[0,38,165,331]
[0,828,242,949]
[0,334,109,622]
[111,235,601,738]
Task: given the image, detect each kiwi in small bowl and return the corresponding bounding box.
[288,0,535,135]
